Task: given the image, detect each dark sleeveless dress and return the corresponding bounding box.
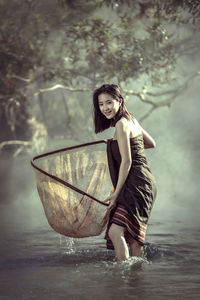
[105,134,157,249]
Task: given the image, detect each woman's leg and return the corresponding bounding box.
[108,224,130,261]
[127,235,143,257]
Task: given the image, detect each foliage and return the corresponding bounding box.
[0,0,199,148]
[101,0,200,20]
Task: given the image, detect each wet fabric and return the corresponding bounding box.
[105,134,157,247]
[105,204,147,249]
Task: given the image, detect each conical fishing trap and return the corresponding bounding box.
[31,140,112,238]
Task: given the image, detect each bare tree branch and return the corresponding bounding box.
[34,84,90,97]
[0,49,22,60]
[30,71,199,123]
[1,71,199,156]
[0,140,31,152]
[11,75,31,83]
[139,107,157,122]
[124,71,200,120]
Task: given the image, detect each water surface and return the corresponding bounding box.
[1,221,199,300]
[0,156,199,300]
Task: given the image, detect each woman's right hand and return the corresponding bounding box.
[104,193,117,211]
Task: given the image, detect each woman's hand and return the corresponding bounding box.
[104,193,118,211]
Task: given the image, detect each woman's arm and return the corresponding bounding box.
[141,127,156,149]
[134,118,156,148]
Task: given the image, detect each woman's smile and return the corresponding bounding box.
[104,110,112,117]
[98,93,121,119]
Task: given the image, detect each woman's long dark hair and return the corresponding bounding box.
[93,84,132,133]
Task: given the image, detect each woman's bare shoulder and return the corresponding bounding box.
[115,117,130,131]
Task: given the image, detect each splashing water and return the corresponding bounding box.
[59,235,76,254]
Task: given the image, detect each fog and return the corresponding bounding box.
[1,78,199,237]
[0,3,200,240]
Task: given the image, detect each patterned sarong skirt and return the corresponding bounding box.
[105,204,147,249]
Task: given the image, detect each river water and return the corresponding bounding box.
[1,222,200,299]
[0,156,200,300]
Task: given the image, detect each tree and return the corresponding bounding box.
[0,0,199,154]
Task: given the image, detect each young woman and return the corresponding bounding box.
[93,84,157,262]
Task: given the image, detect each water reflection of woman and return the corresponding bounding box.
[93,84,157,261]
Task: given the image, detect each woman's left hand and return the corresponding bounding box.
[104,193,118,211]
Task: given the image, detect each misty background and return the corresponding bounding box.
[0,0,200,240]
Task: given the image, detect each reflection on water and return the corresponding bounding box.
[0,225,200,300]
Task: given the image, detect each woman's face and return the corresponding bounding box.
[98,93,121,119]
